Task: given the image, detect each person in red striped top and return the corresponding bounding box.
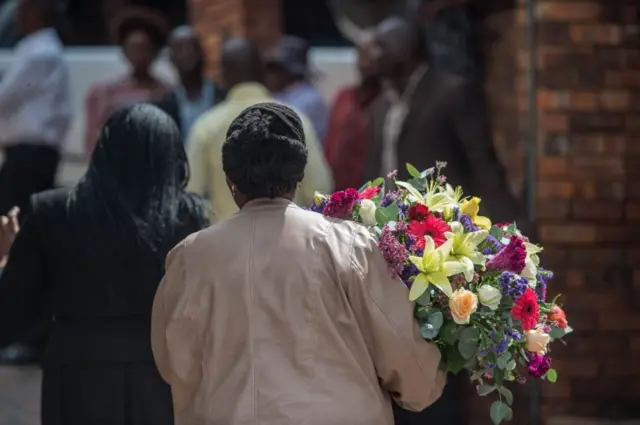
[83,7,171,157]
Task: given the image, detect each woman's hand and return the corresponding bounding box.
[0,207,20,259]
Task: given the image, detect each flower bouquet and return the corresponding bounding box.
[310,162,571,425]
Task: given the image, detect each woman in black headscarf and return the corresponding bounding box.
[0,104,209,425]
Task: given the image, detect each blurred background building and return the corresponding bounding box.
[0,0,639,425]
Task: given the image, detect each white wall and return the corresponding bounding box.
[0,46,357,185]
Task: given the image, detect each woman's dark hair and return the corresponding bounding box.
[222,102,308,199]
[67,104,208,306]
[112,7,169,50]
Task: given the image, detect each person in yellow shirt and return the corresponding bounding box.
[186,37,333,220]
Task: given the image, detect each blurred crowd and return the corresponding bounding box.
[0,0,527,424]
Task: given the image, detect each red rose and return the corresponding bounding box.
[408,204,430,221]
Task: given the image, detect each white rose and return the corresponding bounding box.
[359,199,377,226]
[477,285,502,311]
[525,329,550,355]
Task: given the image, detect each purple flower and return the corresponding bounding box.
[378,226,408,278]
[536,268,553,302]
[499,271,529,300]
[527,353,552,378]
[398,204,409,219]
[309,198,327,213]
[459,214,479,232]
[381,191,399,207]
[482,235,503,255]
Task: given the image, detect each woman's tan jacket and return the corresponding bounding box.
[151,198,445,425]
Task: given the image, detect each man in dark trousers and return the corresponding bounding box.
[0,0,71,364]
[153,25,226,142]
[365,16,527,425]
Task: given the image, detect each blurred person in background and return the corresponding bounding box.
[323,29,380,190]
[0,0,71,365]
[84,6,171,157]
[365,16,526,425]
[264,35,329,142]
[186,37,332,221]
[153,25,226,142]
[152,102,445,424]
[0,104,210,425]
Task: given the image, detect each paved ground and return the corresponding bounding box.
[0,366,40,425]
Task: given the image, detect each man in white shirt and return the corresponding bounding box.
[0,0,71,220]
[0,0,71,366]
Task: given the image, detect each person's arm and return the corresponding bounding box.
[151,235,204,411]
[0,54,63,115]
[297,117,334,205]
[451,80,526,225]
[0,198,47,349]
[346,226,446,411]
[186,120,211,197]
[323,89,348,162]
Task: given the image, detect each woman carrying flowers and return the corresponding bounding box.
[152,104,446,425]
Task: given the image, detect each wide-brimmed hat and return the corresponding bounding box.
[264,35,314,78]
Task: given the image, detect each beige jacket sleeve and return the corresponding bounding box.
[151,236,204,411]
[346,226,446,411]
[296,117,333,206]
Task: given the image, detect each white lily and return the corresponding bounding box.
[445,221,489,282]
[408,236,468,300]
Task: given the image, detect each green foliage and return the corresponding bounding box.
[490,401,513,425]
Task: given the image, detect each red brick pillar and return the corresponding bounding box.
[188,0,282,79]
[534,0,640,421]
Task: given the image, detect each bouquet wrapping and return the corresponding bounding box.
[310,163,571,424]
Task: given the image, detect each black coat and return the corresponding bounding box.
[152,82,227,137]
[0,188,207,425]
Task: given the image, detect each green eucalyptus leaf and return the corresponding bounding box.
[506,222,517,234]
[478,384,497,396]
[420,311,444,339]
[375,208,389,226]
[496,352,512,369]
[497,386,514,405]
[546,368,558,383]
[506,359,517,371]
[493,368,505,385]
[406,163,421,178]
[416,290,431,306]
[371,177,385,187]
[440,322,459,345]
[458,327,480,360]
[490,401,512,425]
[445,345,466,374]
[489,226,504,240]
[549,327,565,339]
[384,204,400,221]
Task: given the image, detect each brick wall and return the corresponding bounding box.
[188,0,282,80]
[533,0,640,421]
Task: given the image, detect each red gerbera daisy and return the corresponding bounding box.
[407,215,450,249]
[359,186,380,200]
[511,288,540,331]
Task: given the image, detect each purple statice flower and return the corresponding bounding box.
[378,226,408,278]
[452,207,460,221]
[395,221,408,234]
[398,203,409,219]
[527,353,552,378]
[536,268,553,302]
[484,363,496,369]
[459,214,479,232]
[387,169,398,179]
[505,328,522,341]
[400,259,419,288]
[380,191,399,207]
[482,235,503,255]
[499,271,529,300]
[495,336,509,354]
[309,198,327,213]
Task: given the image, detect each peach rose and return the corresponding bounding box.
[548,305,568,329]
[449,289,478,325]
[525,328,550,355]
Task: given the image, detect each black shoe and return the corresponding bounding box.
[0,343,41,365]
